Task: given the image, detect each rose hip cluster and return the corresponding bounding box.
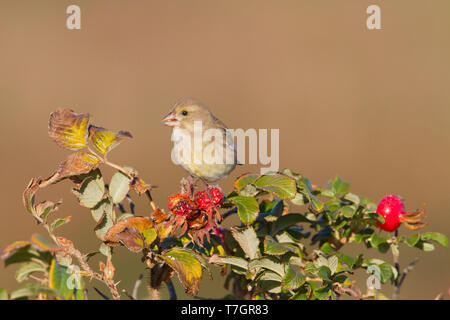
[166,187,224,244]
[169,188,223,218]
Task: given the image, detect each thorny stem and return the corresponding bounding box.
[40,213,121,300]
[67,244,121,300]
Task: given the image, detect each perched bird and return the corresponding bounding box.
[163,98,237,183]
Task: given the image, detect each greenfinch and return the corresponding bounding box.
[163,98,237,182]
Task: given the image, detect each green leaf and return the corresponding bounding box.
[9,284,57,300]
[142,228,157,246]
[420,232,448,248]
[72,170,105,208]
[368,211,385,224]
[341,205,356,218]
[91,198,114,223]
[259,200,278,214]
[406,234,420,247]
[379,263,394,283]
[15,262,47,283]
[328,256,338,275]
[0,288,8,300]
[231,227,260,260]
[231,196,259,224]
[370,233,387,249]
[50,216,71,232]
[271,213,309,236]
[291,192,309,206]
[118,213,135,221]
[282,264,306,290]
[2,244,52,267]
[249,257,284,277]
[281,168,303,180]
[99,243,112,258]
[314,285,332,300]
[94,199,115,241]
[30,233,55,252]
[418,241,435,252]
[290,286,309,300]
[257,270,282,282]
[330,176,350,196]
[317,266,331,280]
[343,193,360,205]
[253,174,296,199]
[109,171,131,204]
[234,173,259,193]
[209,255,249,270]
[308,192,324,212]
[49,260,85,300]
[263,236,294,255]
[260,200,284,217]
[320,242,336,255]
[159,248,203,296]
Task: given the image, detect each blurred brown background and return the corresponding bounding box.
[0,0,449,299]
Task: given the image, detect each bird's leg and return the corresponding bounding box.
[180,176,195,197]
[199,177,210,190]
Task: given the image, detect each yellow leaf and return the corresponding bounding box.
[159,248,203,295]
[48,109,90,151]
[88,125,132,155]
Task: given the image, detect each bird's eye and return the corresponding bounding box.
[181,110,188,116]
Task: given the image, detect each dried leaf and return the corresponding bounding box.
[35,200,62,223]
[48,108,90,151]
[55,237,74,248]
[104,216,153,244]
[99,260,115,280]
[88,125,132,155]
[114,227,146,252]
[150,209,169,224]
[57,152,100,179]
[23,178,40,215]
[131,177,152,195]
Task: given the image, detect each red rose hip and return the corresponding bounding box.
[194,191,213,210]
[208,187,224,206]
[376,195,404,232]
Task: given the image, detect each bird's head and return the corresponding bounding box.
[162,98,214,130]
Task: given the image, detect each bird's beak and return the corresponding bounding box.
[162,112,179,127]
